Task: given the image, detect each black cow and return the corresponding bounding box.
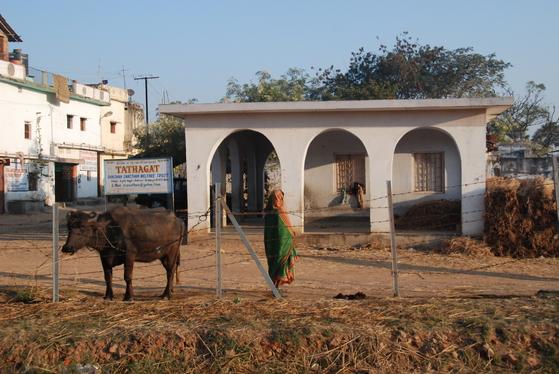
[62,207,185,301]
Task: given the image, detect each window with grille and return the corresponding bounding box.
[335,154,365,192]
[414,152,444,192]
[80,117,86,131]
[110,121,116,134]
[67,115,73,129]
[24,122,31,139]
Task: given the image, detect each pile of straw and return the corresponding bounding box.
[435,237,494,259]
[395,199,461,231]
[484,176,559,258]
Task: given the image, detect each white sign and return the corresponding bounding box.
[5,164,29,191]
[104,158,173,195]
[80,150,97,171]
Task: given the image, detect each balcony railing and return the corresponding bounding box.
[27,66,59,86]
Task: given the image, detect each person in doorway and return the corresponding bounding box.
[264,190,298,291]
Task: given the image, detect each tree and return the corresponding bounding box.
[488,82,552,142]
[222,68,310,102]
[531,106,558,155]
[133,107,186,167]
[310,32,511,101]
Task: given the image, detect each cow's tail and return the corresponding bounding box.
[175,251,181,285]
[175,222,185,285]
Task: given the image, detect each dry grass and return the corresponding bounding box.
[484,177,559,258]
[435,237,494,259]
[361,241,391,251]
[0,287,558,373]
[393,177,559,259]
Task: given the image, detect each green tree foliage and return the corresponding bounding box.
[222,68,310,102]
[219,34,553,154]
[133,108,186,167]
[487,82,559,155]
[488,82,549,142]
[310,32,511,101]
[532,109,559,155]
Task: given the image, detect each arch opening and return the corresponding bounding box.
[210,130,279,227]
[392,127,462,232]
[303,129,370,233]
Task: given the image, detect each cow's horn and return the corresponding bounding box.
[88,212,99,221]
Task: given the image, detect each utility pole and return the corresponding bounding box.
[133,75,159,124]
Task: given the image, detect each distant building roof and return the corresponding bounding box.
[0,15,22,42]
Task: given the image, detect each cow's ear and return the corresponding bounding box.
[98,220,111,228]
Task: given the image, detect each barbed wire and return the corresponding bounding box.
[4,238,533,299]
[0,177,551,274]
[4,190,548,298]
[0,179,493,229]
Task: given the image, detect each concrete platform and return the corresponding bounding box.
[213,216,458,247]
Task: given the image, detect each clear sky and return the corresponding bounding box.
[3,1,558,123]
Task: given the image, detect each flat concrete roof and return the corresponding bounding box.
[160,97,514,122]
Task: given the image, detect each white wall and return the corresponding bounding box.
[0,81,54,155]
[0,81,56,205]
[100,86,129,153]
[51,103,101,146]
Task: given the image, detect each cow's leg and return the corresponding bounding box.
[160,251,178,300]
[123,257,135,301]
[101,261,114,300]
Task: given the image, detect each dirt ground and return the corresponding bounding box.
[1,202,558,303]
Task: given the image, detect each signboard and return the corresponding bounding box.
[104,158,172,195]
[5,164,29,191]
[80,150,97,171]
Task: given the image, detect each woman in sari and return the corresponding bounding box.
[264,190,298,290]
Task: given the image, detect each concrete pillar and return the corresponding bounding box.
[245,146,258,213]
[273,137,307,236]
[228,138,243,215]
[456,126,486,236]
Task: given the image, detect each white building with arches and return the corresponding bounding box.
[160,98,513,244]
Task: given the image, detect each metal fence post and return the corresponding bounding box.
[387,180,400,297]
[553,156,559,238]
[52,204,59,302]
[215,184,222,298]
[220,199,281,298]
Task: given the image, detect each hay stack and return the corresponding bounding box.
[484,176,558,258]
[395,199,461,231]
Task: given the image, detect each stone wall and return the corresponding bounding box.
[7,200,44,214]
[487,155,553,180]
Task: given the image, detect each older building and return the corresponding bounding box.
[0,61,111,212]
[0,15,143,213]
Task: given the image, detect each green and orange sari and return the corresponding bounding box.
[264,190,298,288]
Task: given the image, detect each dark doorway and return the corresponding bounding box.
[55,163,76,202]
[0,162,5,213]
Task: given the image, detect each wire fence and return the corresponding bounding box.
[1,178,557,302]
